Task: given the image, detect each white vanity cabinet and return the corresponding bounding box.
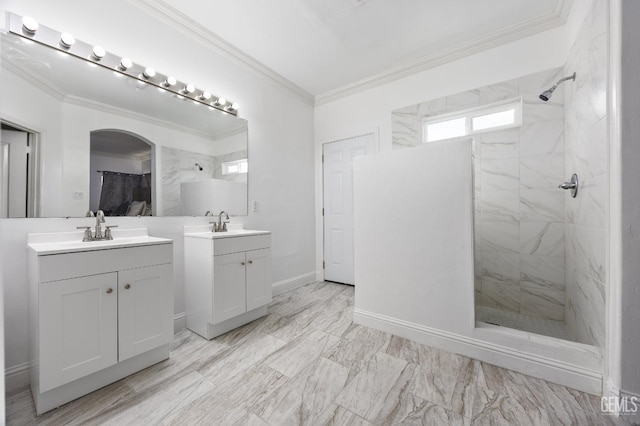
[184,228,271,340]
[28,230,173,415]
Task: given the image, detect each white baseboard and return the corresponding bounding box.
[354,308,603,395]
[271,272,316,296]
[174,312,186,333]
[5,362,30,395]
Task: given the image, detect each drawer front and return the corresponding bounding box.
[213,234,271,256]
[39,243,173,283]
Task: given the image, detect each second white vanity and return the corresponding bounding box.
[184,225,272,340]
[28,228,173,415]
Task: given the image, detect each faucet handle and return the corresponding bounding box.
[208,221,217,232]
[76,226,92,242]
[104,225,118,240]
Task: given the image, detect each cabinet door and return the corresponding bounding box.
[213,252,246,323]
[39,273,118,392]
[246,248,272,311]
[118,264,172,362]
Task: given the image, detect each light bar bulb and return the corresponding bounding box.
[143,67,156,79]
[198,91,211,101]
[230,102,239,110]
[59,33,75,48]
[182,84,195,94]
[119,57,132,70]
[22,16,38,34]
[92,46,106,61]
[163,76,177,87]
[216,97,226,106]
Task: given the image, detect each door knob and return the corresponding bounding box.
[124,284,131,289]
[106,288,113,294]
[241,262,245,266]
[248,260,253,264]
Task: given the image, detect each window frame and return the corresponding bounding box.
[221,158,248,176]
[423,97,523,143]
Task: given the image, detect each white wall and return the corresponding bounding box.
[1,0,316,392]
[618,0,640,404]
[354,139,475,332]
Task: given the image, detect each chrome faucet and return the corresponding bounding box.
[77,209,117,241]
[210,210,229,232]
[95,210,105,239]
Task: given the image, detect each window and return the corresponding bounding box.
[221,158,248,175]
[423,98,522,143]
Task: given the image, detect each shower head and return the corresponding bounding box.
[539,72,576,102]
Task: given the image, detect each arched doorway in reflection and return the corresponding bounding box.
[90,129,155,216]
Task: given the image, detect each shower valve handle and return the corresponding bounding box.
[559,173,579,198]
[558,182,576,190]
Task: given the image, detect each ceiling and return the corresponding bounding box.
[144,0,570,100]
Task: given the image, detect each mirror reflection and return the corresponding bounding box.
[0,32,248,217]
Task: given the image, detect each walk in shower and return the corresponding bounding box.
[391,0,608,349]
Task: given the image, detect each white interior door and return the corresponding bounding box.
[323,133,375,285]
[0,129,29,218]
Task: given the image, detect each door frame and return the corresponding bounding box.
[0,119,41,217]
[321,130,379,284]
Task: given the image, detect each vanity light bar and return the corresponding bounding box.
[8,13,240,116]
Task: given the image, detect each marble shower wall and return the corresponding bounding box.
[563,0,608,350]
[161,146,218,216]
[392,68,568,321]
[161,147,249,215]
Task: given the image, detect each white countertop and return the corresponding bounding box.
[184,224,270,239]
[28,228,172,255]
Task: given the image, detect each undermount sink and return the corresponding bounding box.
[27,228,171,255]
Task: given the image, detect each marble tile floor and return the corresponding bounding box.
[476,305,572,341]
[6,281,632,425]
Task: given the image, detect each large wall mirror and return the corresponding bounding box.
[0,31,248,218]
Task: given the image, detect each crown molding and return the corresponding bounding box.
[1,59,66,101]
[64,95,216,140]
[315,4,571,105]
[556,0,575,21]
[128,0,315,105]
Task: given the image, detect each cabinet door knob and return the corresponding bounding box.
[248,260,253,264]
[240,262,246,266]
[124,284,131,290]
[106,288,113,294]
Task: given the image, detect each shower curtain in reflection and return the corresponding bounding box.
[98,171,151,215]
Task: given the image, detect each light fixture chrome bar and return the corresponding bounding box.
[7,13,239,115]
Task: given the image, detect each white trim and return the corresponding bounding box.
[131,0,572,106]
[173,312,186,334]
[423,98,523,143]
[271,272,316,296]
[63,96,219,140]
[556,0,574,22]
[5,362,30,395]
[354,308,603,395]
[1,61,66,101]
[606,0,622,401]
[129,0,314,105]
[315,10,568,105]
